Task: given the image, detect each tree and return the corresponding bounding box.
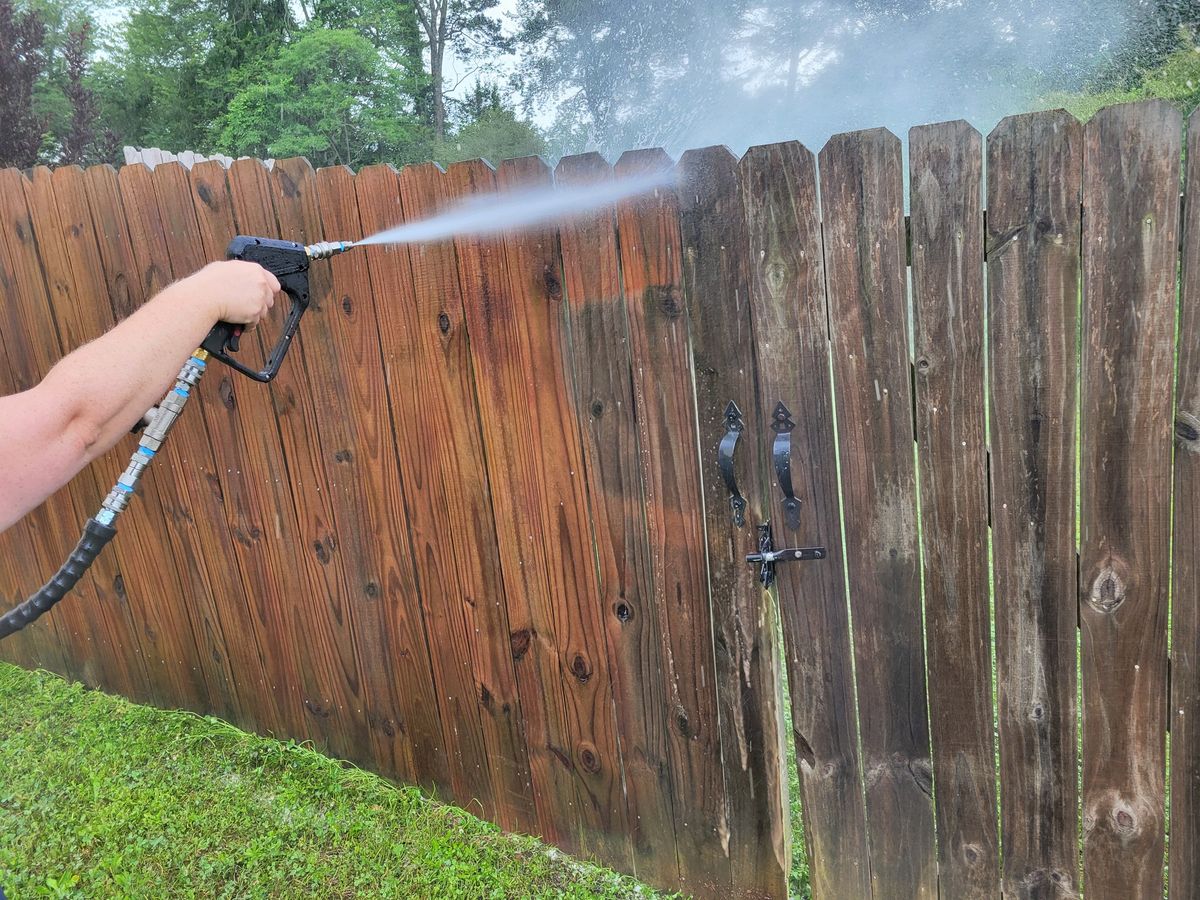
[216,27,431,168]
[413,0,510,140]
[61,19,98,163]
[436,81,544,163]
[0,0,49,168]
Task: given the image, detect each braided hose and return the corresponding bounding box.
[0,350,209,640]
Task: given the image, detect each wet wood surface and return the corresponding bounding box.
[988,108,1082,900]
[1079,99,1178,899]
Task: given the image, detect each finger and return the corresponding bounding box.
[266,273,281,293]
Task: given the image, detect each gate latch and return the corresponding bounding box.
[746,523,825,588]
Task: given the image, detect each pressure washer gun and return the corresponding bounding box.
[0,236,354,640]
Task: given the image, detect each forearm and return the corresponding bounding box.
[42,280,220,461]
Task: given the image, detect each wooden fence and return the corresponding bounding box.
[1,99,1198,899]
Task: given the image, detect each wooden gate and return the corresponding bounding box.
[3,99,1200,899]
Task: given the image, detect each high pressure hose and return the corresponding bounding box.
[0,349,209,640]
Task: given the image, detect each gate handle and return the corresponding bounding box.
[771,402,801,531]
[718,401,747,527]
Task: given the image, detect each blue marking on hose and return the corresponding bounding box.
[116,481,134,493]
[190,356,207,368]
[138,446,155,458]
[174,386,189,398]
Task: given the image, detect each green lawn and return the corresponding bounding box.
[0,662,665,899]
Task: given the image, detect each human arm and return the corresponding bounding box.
[0,261,280,533]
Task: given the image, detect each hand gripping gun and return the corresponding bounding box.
[0,236,354,640]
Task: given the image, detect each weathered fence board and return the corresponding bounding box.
[445,158,588,854]
[613,148,732,898]
[987,108,1082,900]
[1079,99,1178,899]
[555,151,682,887]
[819,128,937,899]
[0,167,132,693]
[280,159,454,792]
[740,139,871,898]
[908,120,998,898]
[675,145,790,899]
[120,160,300,737]
[3,100,1197,900]
[493,155,633,872]
[1173,105,1200,900]
[385,160,536,832]
[91,163,280,735]
[28,164,218,713]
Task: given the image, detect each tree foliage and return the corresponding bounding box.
[0,0,49,168]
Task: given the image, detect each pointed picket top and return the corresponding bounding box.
[988,107,1080,144]
[614,147,674,179]
[555,151,613,184]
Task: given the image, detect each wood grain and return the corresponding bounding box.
[204,158,373,766]
[555,151,682,890]
[492,155,632,871]
[675,145,789,900]
[87,162,278,733]
[117,160,300,738]
[1079,99,1178,899]
[908,121,998,898]
[740,140,871,899]
[28,164,219,714]
[613,148,732,898]
[818,128,937,899]
[1173,105,1200,900]
[284,159,450,792]
[987,109,1082,900]
[381,159,536,831]
[445,158,585,854]
[0,167,133,692]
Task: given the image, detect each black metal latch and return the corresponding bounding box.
[746,523,826,588]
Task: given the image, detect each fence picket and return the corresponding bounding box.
[444,158,587,854]
[1173,105,1200,900]
[819,128,937,898]
[1080,99,1179,898]
[0,167,132,692]
[909,121,999,897]
[555,151,682,888]
[284,159,452,791]
[987,109,1082,899]
[377,160,537,832]
[740,140,871,899]
[675,145,790,899]
[612,148,733,897]
[28,163,223,713]
[121,159,306,739]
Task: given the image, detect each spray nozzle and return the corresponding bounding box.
[304,240,355,260]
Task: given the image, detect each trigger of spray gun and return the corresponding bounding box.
[304,240,355,260]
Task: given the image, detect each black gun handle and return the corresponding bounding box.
[200,270,309,383]
[205,320,243,355]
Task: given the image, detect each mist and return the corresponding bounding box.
[515,0,1141,159]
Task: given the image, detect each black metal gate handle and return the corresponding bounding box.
[718,401,746,527]
[771,402,801,530]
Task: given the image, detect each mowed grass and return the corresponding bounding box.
[0,662,666,899]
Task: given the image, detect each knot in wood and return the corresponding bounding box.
[1176,411,1200,447]
[1088,564,1127,614]
[437,311,451,334]
[570,653,592,683]
[509,628,533,661]
[962,843,982,866]
[341,295,353,315]
[578,742,601,774]
[219,377,236,411]
[363,581,379,599]
[614,601,633,622]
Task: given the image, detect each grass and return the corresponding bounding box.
[0,662,665,899]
